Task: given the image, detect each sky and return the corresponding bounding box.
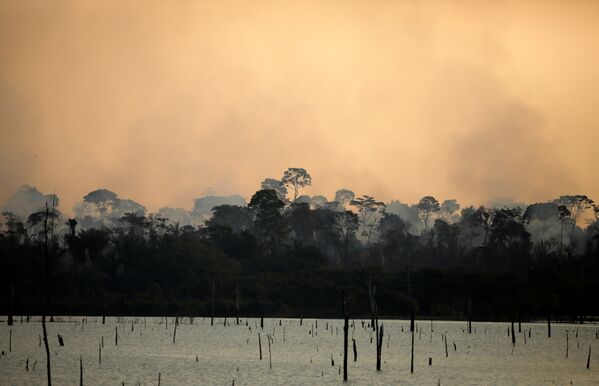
[1,0,598,215]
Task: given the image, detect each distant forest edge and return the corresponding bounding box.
[1,168,598,322]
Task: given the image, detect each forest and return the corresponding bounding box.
[1,168,598,322]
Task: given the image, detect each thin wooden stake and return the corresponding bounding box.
[268,335,272,369]
[411,317,415,374]
[173,321,177,344]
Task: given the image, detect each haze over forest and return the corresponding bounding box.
[2,0,599,214]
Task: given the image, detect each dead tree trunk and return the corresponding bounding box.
[511,321,516,346]
[377,323,384,372]
[342,292,349,381]
[173,321,177,343]
[258,332,262,360]
[410,311,415,374]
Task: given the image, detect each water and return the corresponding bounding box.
[1,317,597,385]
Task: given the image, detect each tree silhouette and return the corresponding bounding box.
[249,189,287,254]
[417,196,440,235]
[282,168,312,201]
[350,195,385,245]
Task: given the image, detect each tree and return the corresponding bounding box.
[286,202,316,245]
[417,196,440,234]
[334,189,355,210]
[488,207,531,270]
[119,212,151,238]
[350,195,385,245]
[331,211,359,265]
[433,219,461,265]
[84,189,118,220]
[282,168,312,201]
[553,195,594,226]
[248,189,287,254]
[260,178,288,202]
[523,203,560,242]
[310,195,328,209]
[440,199,460,223]
[471,206,494,246]
[558,205,572,257]
[377,212,412,267]
[458,206,480,249]
[206,205,254,233]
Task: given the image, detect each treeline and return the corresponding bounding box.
[1,168,598,320]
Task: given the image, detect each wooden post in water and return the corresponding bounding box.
[268,335,272,370]
[511,321,516,346]
[518,313,522,333]
[410,312,415,374]
[342,291,349,381]
[566,330,569,358]
[258,333,262,360]
[377,323,384,371]
[115,326,118,346]
[9,329,11,352]
[587,345,591,369]
[98,342,102,364]
[158,372,161,386]
[173,321,177,344]
[548,315,551,338]
[353,339,357,362]
[79,356,83,386]
[444,334,448,357]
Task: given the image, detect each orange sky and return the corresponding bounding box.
[1,0,598,214]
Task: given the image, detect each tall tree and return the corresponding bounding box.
[248,189,287,254]
[417,196,440,235]
[331,211,359,265]
[350,195,385,246]
[440,199,460,223]
[553,195,594,251]
[282,168,312,201]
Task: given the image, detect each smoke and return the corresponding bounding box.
[1,1,598,214]
[1,185,59,219]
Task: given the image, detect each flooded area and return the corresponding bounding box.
[0,317,597,385]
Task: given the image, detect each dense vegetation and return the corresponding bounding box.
[1,168,599,322]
